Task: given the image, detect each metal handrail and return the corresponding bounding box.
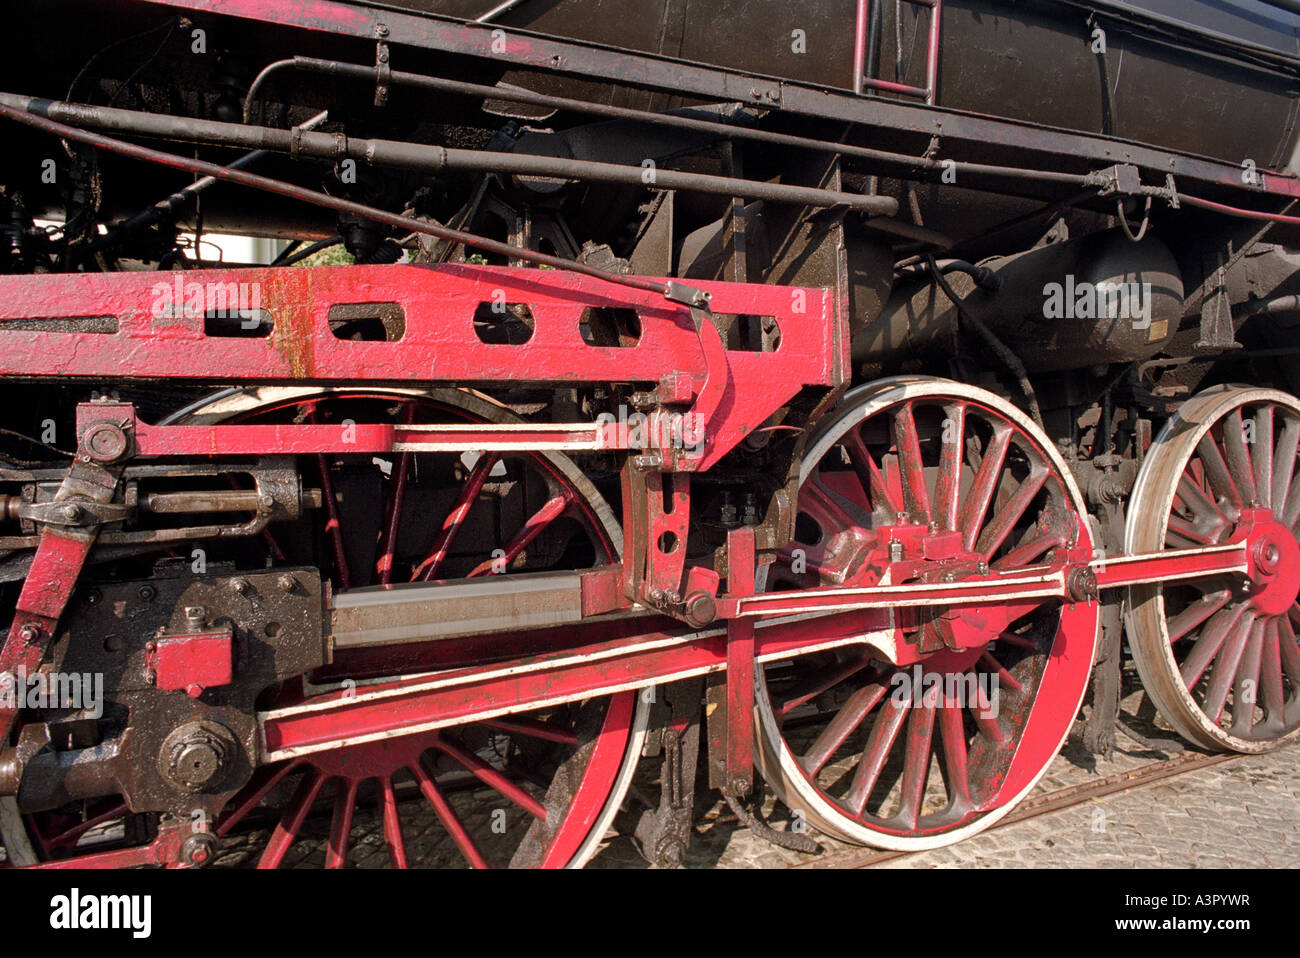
[853,0,941,104]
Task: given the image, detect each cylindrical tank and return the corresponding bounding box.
[432,0,1300,169]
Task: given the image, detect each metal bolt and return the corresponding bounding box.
[277,574,297,594]
[888,539,904,562]
[685,592,717,626]
[17,624,40,644]
[184,606,206,627]
[145,640,157,653]
[180,833,217,867]
[374,22,389,37]
[231,577,252,596]
[85,588,102,605]
[61,503,83,522]
[137,584,157,602]
[81,421,129,463]
[655,838,686,868]
[720,492,738,528]
[977,561,990,575]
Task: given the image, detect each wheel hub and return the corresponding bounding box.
[1241,509,1300,616]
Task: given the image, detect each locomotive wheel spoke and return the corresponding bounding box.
[258,771,328,870]
[1180,606,1247,690]
[216,760,305,837]
[1166,590,1233,644]
[379,778,410,869]
[959,424,1012,552]
[937,697,972,809]
[1260,618,1286,729]
[409,761,487,869]
[0,389,647,869]
[935,402,967,532]
[1177,472,1230,529]
[1272,419,1300,517]
[840,428,902,517]
[375,402,417,585]
[979,651,1023,693]
[756,379,1097,850]
[484,716,580,745]
[1127,389,1300,753]
[798,681,887,775]
[845,697,909,816]
[325,779,359,870]
[976,464,1048,561]
[432,736,548,820]
[413,451,501,582]
[467,489,574,578]
[895,699,937,830]
[1253,406,1275,510]
[1202,614,1256,725]
[802,478,871,540]
[991,531,1065,571]
[1195,433,1243,517]
[1222,410,1258,506]
[1279,617,1300,685]
[1229,621,1265,736]
[777,654,873,717]
[893,402,932,523]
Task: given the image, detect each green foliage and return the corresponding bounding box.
[294,244,355,267]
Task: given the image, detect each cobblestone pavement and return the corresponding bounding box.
[587,687,1300,869]
[584,737,1300,869]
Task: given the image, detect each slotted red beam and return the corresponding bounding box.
[0,264,841,470]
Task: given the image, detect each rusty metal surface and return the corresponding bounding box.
[13,567,326,823]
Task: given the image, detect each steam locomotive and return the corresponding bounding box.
[1,0,1299,868]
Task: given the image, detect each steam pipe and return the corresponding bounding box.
[0,92,899,217]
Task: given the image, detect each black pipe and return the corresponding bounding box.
[92,109,329,253]
[0,103,699,304]
[0,92,898,217]
[239,55,1094,192]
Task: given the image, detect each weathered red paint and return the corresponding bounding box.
[148,631,235,698]
[0,264,839,471]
